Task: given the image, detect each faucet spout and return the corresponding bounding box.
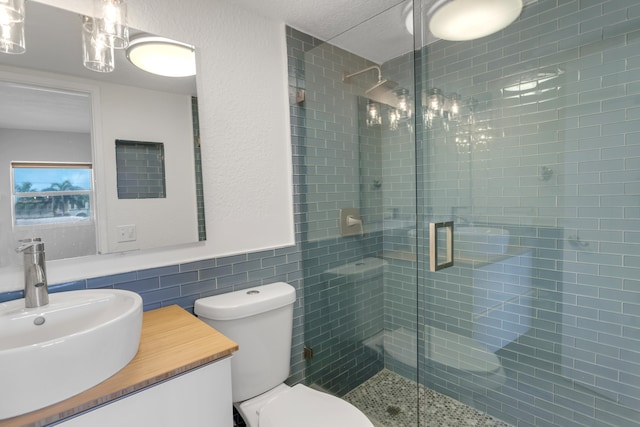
[16,238,49,308]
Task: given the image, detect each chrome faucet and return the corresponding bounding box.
[15,238,49,308]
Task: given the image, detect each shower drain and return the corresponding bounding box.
[386,405,402,416]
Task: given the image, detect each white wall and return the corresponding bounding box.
[98,85,198,254]
[0,0,294,291]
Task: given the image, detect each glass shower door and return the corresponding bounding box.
[417,1,640,426]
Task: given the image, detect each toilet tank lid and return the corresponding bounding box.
[195,282,296,321]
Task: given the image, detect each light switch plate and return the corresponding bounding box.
[117,224,137,242]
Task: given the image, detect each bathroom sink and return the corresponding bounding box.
[455,226,510,255]
[0,289,143,419]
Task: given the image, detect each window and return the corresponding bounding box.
[12,162,93,227]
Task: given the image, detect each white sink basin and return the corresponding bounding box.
[0,289,143,419]
[455,226,510,255]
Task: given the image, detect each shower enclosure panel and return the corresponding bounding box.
[417,0,640,426]
[298,37,390,397]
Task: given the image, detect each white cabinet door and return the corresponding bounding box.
[59,358,233,427]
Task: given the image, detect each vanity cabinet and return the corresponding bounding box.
[59,358,232,427]
[2,305,238,427]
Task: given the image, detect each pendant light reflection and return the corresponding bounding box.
[366,100,382,127]
[396,88,413,121]
[388,108,401,131]
[82,16,115,73]
[365,90,413,131]
[424,88,443,128]
[0,0,25,54]
[424,88,473,130]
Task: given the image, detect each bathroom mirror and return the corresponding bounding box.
[0,1,203,269]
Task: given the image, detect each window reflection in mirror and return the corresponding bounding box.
[12,162,94,225]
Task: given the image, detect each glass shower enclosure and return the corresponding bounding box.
[294,1,640,426]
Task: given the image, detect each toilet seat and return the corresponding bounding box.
[258,384,373,427]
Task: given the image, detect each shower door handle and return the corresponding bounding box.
[429,221,454,272]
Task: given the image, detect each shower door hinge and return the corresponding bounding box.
[304,346,314,360]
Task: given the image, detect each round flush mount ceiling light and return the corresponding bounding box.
[428,0,523,41]
[126,35,196,77]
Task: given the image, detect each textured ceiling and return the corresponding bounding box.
[231,0,407,42]
[231,0,414,64]
[229,0,538,64]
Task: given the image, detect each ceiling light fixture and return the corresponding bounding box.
[126,36,196,77]
[428,0,523,41]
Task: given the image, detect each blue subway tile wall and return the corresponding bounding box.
[1,247,301,313]
[191,96,207,242]
[114,140,166,199]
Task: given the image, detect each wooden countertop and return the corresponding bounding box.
[1,305,238,427]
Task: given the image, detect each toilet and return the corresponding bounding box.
[195,282,373,427]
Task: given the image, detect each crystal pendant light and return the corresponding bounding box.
[93,0,129,49]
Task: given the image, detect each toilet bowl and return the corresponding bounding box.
[366,326,507,394]
[237,383,373,427]
[195,282,373,427]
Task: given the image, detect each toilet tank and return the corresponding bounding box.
[195,282,296,402]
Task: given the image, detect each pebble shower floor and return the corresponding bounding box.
[343,369,513,427]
